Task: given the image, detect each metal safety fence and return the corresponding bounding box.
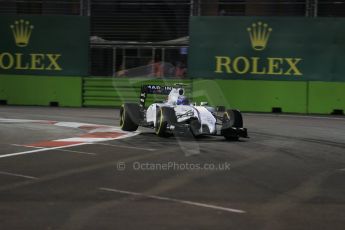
[90,44,188,77]
[1,0,345,76]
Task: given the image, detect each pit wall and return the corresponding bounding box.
[0,75,344,114]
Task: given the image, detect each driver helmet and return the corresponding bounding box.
[176,95,189,105]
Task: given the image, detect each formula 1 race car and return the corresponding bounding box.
[119,84,248,140]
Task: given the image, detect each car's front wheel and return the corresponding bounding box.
[221,109,243,141]
[155,107,177,137]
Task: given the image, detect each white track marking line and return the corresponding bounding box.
[0,118,49,123]
[0,118,141,158]
[99,187,246,214]
[57,137,115,142]
[0,143,87,159]
[338,168,345,171]
[88,127,126,133]
[12,144,97,156]
[93,143,157,152]
[54,148,97,156]
[245,113,345,121]
[53,122,96,128]
[12,144,95,155]
[11,144,44,149]
[112,131,140,139]
[0,171,38,180]
[11,144,95,155]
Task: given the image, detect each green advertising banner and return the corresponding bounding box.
[188,16,345,81]
[0,15,89,76]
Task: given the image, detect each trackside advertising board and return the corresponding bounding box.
[0,15,89,76]
[188,16,345,81]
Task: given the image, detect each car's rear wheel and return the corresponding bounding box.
[120,103,141,131]
[189,118,202,137]
[221,109,243,141]
[155,107,177,137]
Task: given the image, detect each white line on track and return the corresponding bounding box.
[54,148,97,156]
[0,171,38,180]
[11,144,44,149]
[0,118,49,123]
[338,168,345,171]
[99,187,246,214]
[11,144,97,156]
[0,118,140,158]
[0,143,87,159]
[245,113,345,121]
[93,143,157,152]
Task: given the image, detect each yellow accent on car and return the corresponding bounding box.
[224,111,230,120]
[155,107,164,135]
[120,105,125,128]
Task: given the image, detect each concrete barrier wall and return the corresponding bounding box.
[0,75,82,107]
[308,82,345,114]
[192,80,308,113]
[1,75,344,115]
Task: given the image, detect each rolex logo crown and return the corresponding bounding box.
[10,19,34,47]
[247,21,272,51]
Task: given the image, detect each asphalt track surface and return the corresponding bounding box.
[0,106,345,230]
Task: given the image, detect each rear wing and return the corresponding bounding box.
[139,85,173,108]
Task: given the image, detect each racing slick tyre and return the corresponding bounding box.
[221,109,243,141]
[120,103,141,131]
[155,107,177,137]
[189,118,202,137]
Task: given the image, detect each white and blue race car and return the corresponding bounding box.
[120,84,247,140]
